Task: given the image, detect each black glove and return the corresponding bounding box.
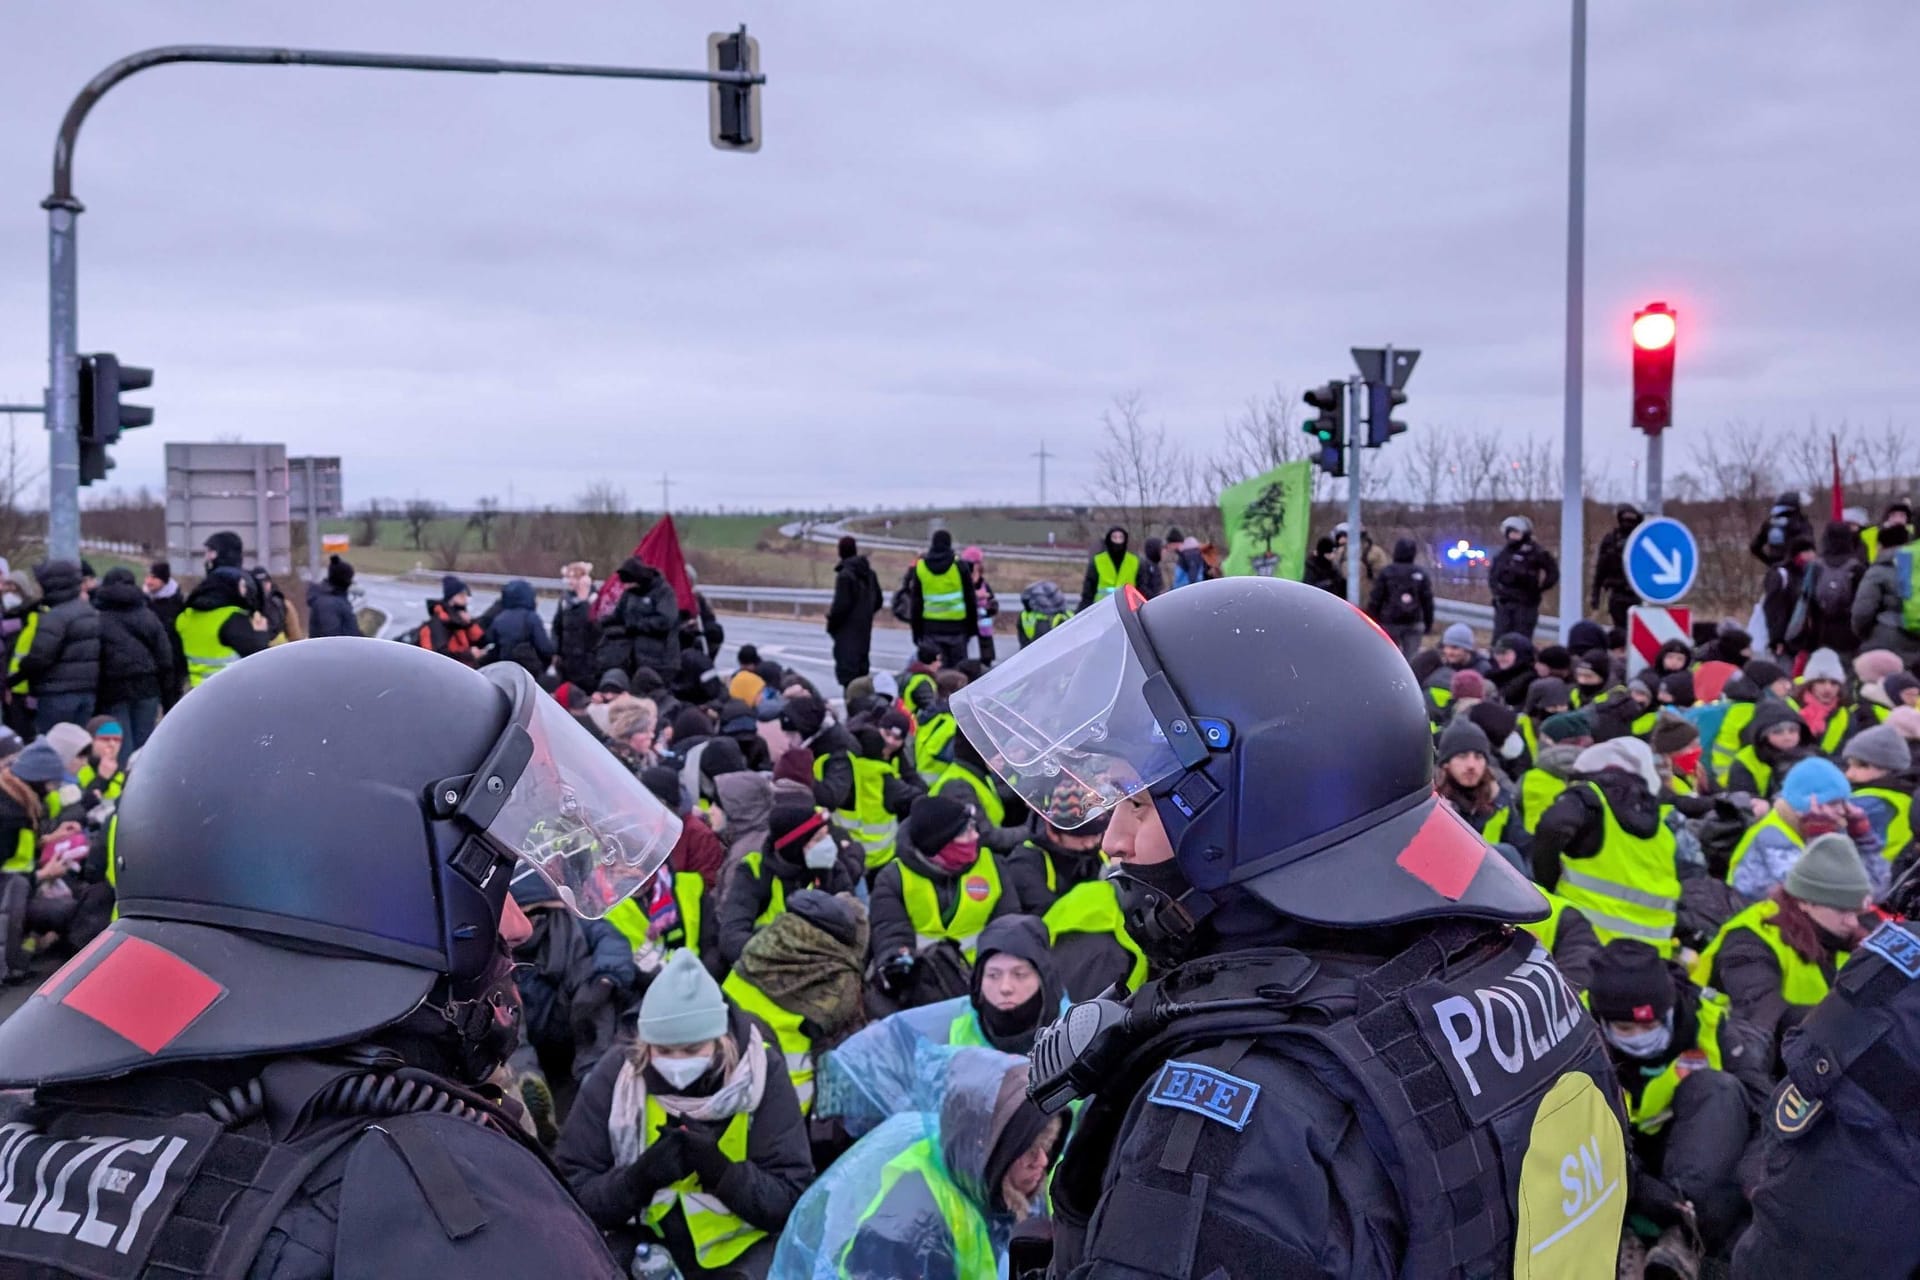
[626,1128,690,1199]
[877,950,918,996]
[673,1125,732,1188]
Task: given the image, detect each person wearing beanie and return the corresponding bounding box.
[1696,833,1872,1049]
[827,533,883,692]
[1725,699,1815,801]
[1448,667,1488,706]
[902,529,981,670]
[718,797,863,970]
[1658,668,1696,710]
[1534,643,1574,681]
[1586,940,1765,1265]
[1434,717,1524,847]
[1000,781,1141,1000]
[1647,713,1705,798]
[722,889,870,1116]
[304,554,360,638]
[1791,646,1857,753]
[1705,658,1784,786]
[1078,526,1146,614]
[1418,623,1486,722]
[867,791,1023,995]
[1858,497,1913,563]
[795,1050,1061,1280]
[1569,650,1610,708]
[1515,707,1590,832]
[1853,518,1920,662]
[1892,705,1920,743]
[593,694,660,772]
[810,685,927,876]
[1842,725,1916,868]
[1487,632,1538,709]
[593,555,680,691]
[1363,537,1433,658]
[556,948,812,1278]
[0,736,110,982]
[406,573,483,667]
[1728,755,1873,902]
[140,559,188,707]
[1530,737,1680,955]
[939,914,1064,1057]
[956,546,1002,665]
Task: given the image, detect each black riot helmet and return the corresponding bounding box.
[0,638,680,1087]
[951,579,1543,943]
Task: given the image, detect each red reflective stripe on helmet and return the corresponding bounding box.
[1393,803,1486,901]
[59,935,225,1054]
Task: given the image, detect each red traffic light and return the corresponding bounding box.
[1630,302,1676,433]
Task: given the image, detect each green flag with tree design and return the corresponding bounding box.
[1218,460,1312,580]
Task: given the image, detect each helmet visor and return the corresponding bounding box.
[480,681,682,918]
[950,595,1183,828]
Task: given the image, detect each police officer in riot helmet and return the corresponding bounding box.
[1734,859,1920,1279]
[952,578,1629,1279]
[0,638,681,1278]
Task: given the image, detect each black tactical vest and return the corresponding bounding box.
[1049,924,1629,1279]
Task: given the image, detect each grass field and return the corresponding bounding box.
[318,513,791,578]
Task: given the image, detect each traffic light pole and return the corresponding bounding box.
[1645,431,1664,516]
[1345,377,1363,607]
[41,43,765,564]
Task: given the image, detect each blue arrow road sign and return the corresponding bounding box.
[1623,516,1698,605]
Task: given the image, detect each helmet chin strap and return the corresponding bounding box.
[1107,859,1216,970]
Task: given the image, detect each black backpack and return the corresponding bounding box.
[1806,560,1855,618]
[1383,570,1426,626]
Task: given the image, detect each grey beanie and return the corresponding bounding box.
[1784,833,1874,910]
[1843,724,1913,774]
[638,949,728,1047]
[1436,717,1493,763]
[1442,622,1476,649]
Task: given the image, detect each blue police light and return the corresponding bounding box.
[1444,540,1487,564]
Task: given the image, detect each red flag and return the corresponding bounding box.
[1831,435,1845,524]
[590,515,697,624]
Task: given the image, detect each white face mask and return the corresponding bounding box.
[804,832,838,871]
[1603,1013,1674,1061]
[1,594,18,612]
[651,1052,713,1090]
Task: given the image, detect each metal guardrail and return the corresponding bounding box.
[404,568,1558,637]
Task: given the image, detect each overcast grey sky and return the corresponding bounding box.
[3,3,1916,512]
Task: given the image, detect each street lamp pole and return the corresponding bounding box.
[42,43,765,562]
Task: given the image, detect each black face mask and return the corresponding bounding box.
[977,987,1046,1055]
[1109,858,1209,970]
[438,941,524,1085]
[1813,921,1856,954]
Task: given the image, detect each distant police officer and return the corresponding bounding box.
[1734,865,1920,1279]
[0,638,683,1278]
[951,577,1630,1279]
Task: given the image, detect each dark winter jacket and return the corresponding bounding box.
[145,581,188,702]
[679,592,725,661]
[305,581,359,639]
[1761,555,1811,656]
[1699,905,1844,1046]
[1139,538,1166,598]
[553,594,600,688]
[1751,500,1814,568]
[1366,538,1434,630]
[1590,514,1641,606]
[1529,768,1667,888]
[1724,700,1814,799]
[555,1008,813,1257]
[1489,635,1538,707]
[1853,545,1920,660]
[17,561,101,697]
[1605,969,1773,1118]
[482,579,557,678]
[595,560,681,680]
[92,569,173,707]
[1302,542,1344,596]
[1489,536,1560,607]
[716,820,864,970]
[868,821,1024,962]
[827,554,883,638]
[182,569,271,663]
[999,832,1105,917]
[812,723,925,822]
[967,914,1065,1056]
[510,885,638,1081]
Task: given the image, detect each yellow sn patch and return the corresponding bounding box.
[1512,1072,1628,1278]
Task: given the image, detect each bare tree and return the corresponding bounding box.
[1406,429,1451,508]
[430,525,469,572]
[574,483,635,572]
[1087,393,1193,538]
[468,495,501,552]
[402,498,440,551]
[0,417,45,563]
[355,500,385,547]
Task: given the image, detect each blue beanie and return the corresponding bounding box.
[1780,757,1850,814]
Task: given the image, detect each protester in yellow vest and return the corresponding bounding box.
[716,800,863,970]
[1695,834,1872,1053]
[1587,940,1767,1266]
[1078,527,1144,611]
[554,950,812,1278]
[902,531,979,669]
[1728,757,1872,901]
[0,740,79,983]
[721,889,869,1118]
[812,706,925,874]
[1648,715,1706,800]
[1858,498,1911,564]
[1724,700,1815,801]
[1708,660,1789,785]
[869,795,1022,1000]
[931,732,1027,854]
[1529,738,1681,956]
[177,532,270,690]
[1843,725,1915,870]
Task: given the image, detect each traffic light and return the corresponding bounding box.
[1302,382,1346,477]
[707,27,761,152]
[1631,301,1676,434]
[1365,382,1407,448]
[77,353,153,486]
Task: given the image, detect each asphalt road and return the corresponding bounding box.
[353,575,918,696]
